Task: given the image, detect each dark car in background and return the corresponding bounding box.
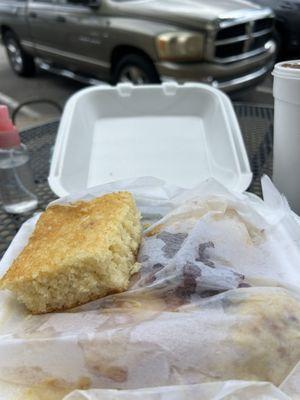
[0,0,276,92]
[253,0,300,57]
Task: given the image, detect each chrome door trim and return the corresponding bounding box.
[33,43,110,69]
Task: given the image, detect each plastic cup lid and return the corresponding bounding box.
[273,60,300,79]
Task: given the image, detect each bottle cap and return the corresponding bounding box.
[0,105,20,148]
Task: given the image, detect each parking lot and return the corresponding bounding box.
[0,44,274,130]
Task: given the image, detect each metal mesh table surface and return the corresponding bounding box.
[0,104,274,259]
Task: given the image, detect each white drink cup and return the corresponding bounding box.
[273,61,300,214]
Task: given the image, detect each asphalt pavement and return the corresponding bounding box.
[0,44,274,130]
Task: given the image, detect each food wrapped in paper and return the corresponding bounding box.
[0,379,295,400]
[133,178,300,298]
[1,177,300,400]
[61,381,296,400]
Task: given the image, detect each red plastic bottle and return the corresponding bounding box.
[0,105,38,213]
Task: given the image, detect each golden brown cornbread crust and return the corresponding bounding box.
[0,191,141,314]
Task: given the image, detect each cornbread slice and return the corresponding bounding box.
[0,192,141,314]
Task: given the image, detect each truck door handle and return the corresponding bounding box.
[55,15,66,23]
[29,11,37,18]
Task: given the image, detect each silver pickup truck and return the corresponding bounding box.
[0,0,276,92]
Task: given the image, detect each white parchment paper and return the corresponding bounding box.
[1,176,300,400]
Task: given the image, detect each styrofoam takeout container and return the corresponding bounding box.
[49,83,252,197]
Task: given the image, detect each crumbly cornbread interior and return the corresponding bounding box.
[0,192,141,314]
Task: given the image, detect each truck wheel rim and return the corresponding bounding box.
[7,39,23,72]
[119,66,149,84]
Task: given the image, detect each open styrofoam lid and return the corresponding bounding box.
[49,83,252,197]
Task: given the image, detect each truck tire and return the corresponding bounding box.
[113,54,160,85]
[3,31,36,77]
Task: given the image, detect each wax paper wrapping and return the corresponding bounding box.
[1,177,300,400]
[0,380,294,400]
[63,381,292,400]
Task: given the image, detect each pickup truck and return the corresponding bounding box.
[0,0,276,92]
